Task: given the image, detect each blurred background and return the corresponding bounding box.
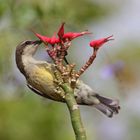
[0,0,140,140]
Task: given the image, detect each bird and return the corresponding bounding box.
[15,40,120,117]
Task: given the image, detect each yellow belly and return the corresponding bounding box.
[33,67,54,82]
[27,66,63,101]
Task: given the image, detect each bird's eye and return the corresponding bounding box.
[25,41,32,45]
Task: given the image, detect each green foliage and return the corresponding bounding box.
[0,0,112,33]
[128,116,140,140]
[0,95,73,140]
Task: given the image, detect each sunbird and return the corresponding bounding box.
[15,40,120,117]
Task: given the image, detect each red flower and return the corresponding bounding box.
[34,33,51,43]
[49,34,60,45]
[89,35,114,49]
[63,31,91,41]
[34,32,60,45]
[57,22,92,41]
[57,22,65,39]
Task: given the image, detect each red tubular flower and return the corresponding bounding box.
[89,35,114,49]
[34,33,51,43]
[63,31,91,41]
[49,34,60,45]
[57,22,65,39]
[34,32,60,46]
[57,22,92,41]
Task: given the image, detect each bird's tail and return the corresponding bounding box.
[93,94,120,117]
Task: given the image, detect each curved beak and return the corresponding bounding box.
[33,40,42,45]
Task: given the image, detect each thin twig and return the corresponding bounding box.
[76,48,98,79]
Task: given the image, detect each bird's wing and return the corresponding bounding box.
[27,84,52,100]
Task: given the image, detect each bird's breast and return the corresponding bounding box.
[26,65,64,101]
[26,66,55,92]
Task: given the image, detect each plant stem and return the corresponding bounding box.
[76,49,98,79]
[61,83,87,140]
